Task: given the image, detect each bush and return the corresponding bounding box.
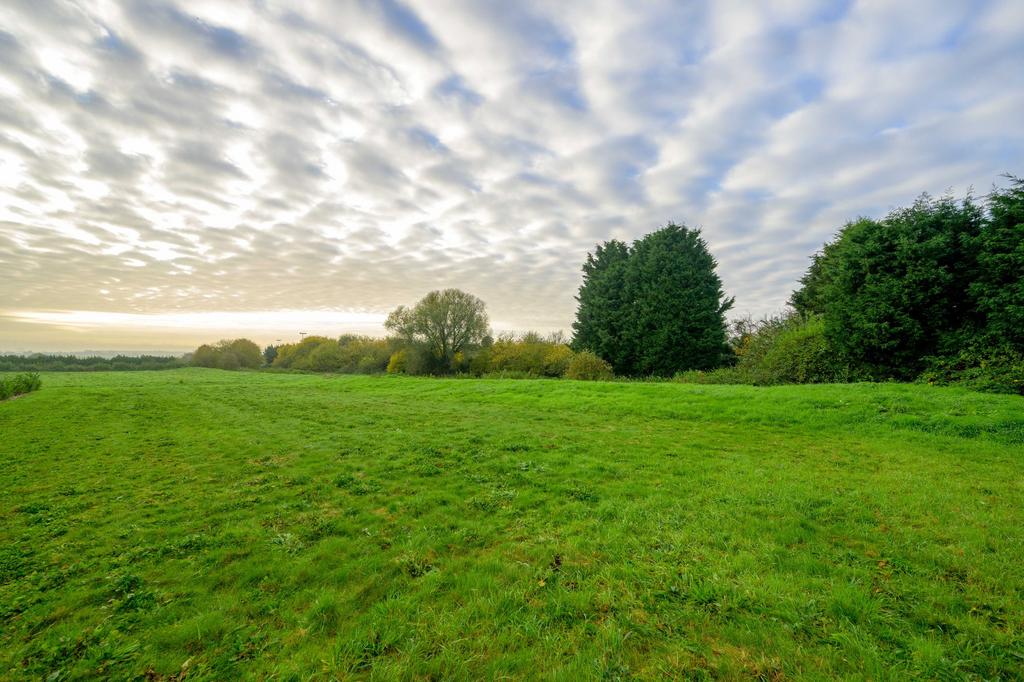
[543,345,574,377]
[217,351,241,371]
[468,349,491,376]
[272,336,334,370]
[191,338,262,370]
[387,350,407,374]
[272,336,393,374]
[747,316,853,385]
[474,333,573,377]
[385,346,445,375]
[0,372,41,400]
[403,345,449,375]
[918,347,1024,395]
[677,314,855,386]
[192,344,219,368]
[564,351,613,381]
[715,313,855,386]
[357,353,386,374]
[307,341,346,372]
[228,339,263,368]
[340,336,391,373]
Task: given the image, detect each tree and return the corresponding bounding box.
[385,289,490,371]
[571,224,733,376]
[571,240,630,369]
[307,340,344,371]
[190,338,261,369]
[227,339,262,369]
[971,177,1024,351]
[623,224,734,375]
[816,195,985,379]
[271,336,332,369]
[192,344,218,368]
[789,239,840,317]
[263,345,279,366]
[564,351,613,380]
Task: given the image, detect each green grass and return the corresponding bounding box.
[1,370,1022,680]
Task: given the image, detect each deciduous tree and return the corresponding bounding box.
[385,289,490,371]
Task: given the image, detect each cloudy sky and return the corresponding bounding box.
[1,0,1022,351]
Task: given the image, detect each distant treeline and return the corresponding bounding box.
[0,354,186,372]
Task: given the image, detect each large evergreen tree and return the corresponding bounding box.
[572,224,733,376]
[571,240,630,368]
[971,178,1024,352]
[794,195,985,379]
[788,239,840,316]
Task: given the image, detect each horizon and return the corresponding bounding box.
[3,1,1022,351]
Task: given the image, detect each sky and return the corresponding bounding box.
[1,0,1022,352]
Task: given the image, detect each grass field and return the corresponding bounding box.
[1,370,1022,680]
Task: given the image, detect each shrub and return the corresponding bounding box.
[271,336,394,374]
[387,350,407,374]
[272,336,334,370]
[334,335,391,373]
[451,351,469,374]
[191,338,262,370]
[357,354,386,374]
[475,333,573,377]
[0,372,41,400]
[217,351,241,371]
[468,348,491,376]
[748,316,853,385]
[307,341,345,372]
[401,345,448,375]
[227,339,263,368]
[677,314,855,386]
[192,344,219,368]
[564,351,613,381]
[918,347,1024,395]
[716,313,854,386]
[543,345,574,377]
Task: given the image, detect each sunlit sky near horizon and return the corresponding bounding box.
[2,0,1022,351]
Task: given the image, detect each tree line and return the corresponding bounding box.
[0,354,185,372]
[785,180,1022,388]
[188,175,1020,393]
[195,296,613,381]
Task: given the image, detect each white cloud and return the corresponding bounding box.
[0,0,1021,349]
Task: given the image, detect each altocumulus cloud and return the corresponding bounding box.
[1,0,1022,349]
